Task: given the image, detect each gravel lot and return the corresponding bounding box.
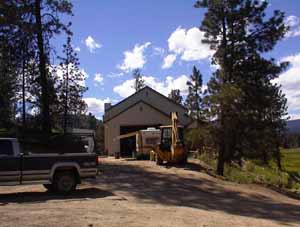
[0,157,299,227]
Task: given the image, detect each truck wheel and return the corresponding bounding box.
[54,171,77,194]
[43,184,55,192]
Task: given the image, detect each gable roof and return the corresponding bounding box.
[104,100,171,123]
[104,86,190,124]
[107,86,187,113]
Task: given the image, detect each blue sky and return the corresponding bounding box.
[52,0,300,119]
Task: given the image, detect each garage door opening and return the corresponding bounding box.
[120,125,160,157]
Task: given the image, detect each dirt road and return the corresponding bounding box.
[0,158,299,227]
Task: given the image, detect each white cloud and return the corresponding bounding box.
[162,54,177,69]
[113,75,190,98]
[107,72,124,78]
[113,79,135,98]
[85,36,102,53]
[118,42,151,72]
[285,16,300,38]
[153,47,165,56]
[167,27,214,61]
[83,97,111,116]
[74,46,81,52]
[273,53,300,116]
[94,73,104,86]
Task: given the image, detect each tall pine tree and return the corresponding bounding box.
[185,66,204,120]
[195,0,288,175]
[33,0,73,134]
[57,36,87,133]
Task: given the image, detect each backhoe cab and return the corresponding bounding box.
[151,112,187,165]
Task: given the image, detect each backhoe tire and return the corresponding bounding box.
[181,155,188,165]
[156,156,163,165]
[53,171,77,194]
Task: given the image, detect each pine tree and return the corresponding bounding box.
[57,36,87,133]
[185,66,204,120]
[168,89,183,104]
[0,0,75,134]
[0,40,17,128]
[0,1,29,128]
[195,0,288,175]
[33,0,73,134]
[132,68,145,92]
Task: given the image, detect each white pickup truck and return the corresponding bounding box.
[0,138,98,194]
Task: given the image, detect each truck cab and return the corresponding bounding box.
[0,138,21,185]
[0,138,98,193]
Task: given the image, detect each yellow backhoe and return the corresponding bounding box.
[150,112,187,165]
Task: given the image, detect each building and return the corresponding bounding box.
[103,86,192,157]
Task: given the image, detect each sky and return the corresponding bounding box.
[52,0,300,120]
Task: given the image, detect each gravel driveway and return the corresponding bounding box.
[0,157,299,227]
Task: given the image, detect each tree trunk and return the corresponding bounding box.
[35,0,51,135]
[261,147,268,165]
[22,58,26,128]
[216,9,228,177]
[217,141,225,176]
[63,61,69,134]
[275,145,282,171]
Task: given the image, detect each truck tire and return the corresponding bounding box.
[43,184,55,192]
[53,171,77,194]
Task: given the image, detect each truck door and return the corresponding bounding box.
[0,140,21,185]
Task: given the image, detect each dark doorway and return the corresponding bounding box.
[120,125,160,157]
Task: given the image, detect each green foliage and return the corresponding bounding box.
[0,1,91,134]
[198,151,217,168]
[57,35,87,132]
[225,162,289,187]
[285,134,300,148]
[185,66,204,120]
[185,125,215,152]
[168,89,183,104]
[198,152,300,191]
[195,0,289,175]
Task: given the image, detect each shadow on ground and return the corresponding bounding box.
[0,187,114,205]
[96,159,300,226]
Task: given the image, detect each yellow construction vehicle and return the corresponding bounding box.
[117,128,161,158]
[150,112,187,165]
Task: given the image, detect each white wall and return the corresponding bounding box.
[104,102,171,155]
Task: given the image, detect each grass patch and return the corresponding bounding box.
[281,148,300,174]
[198,151,300,192]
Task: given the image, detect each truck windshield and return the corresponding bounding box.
[0,140,13,156]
